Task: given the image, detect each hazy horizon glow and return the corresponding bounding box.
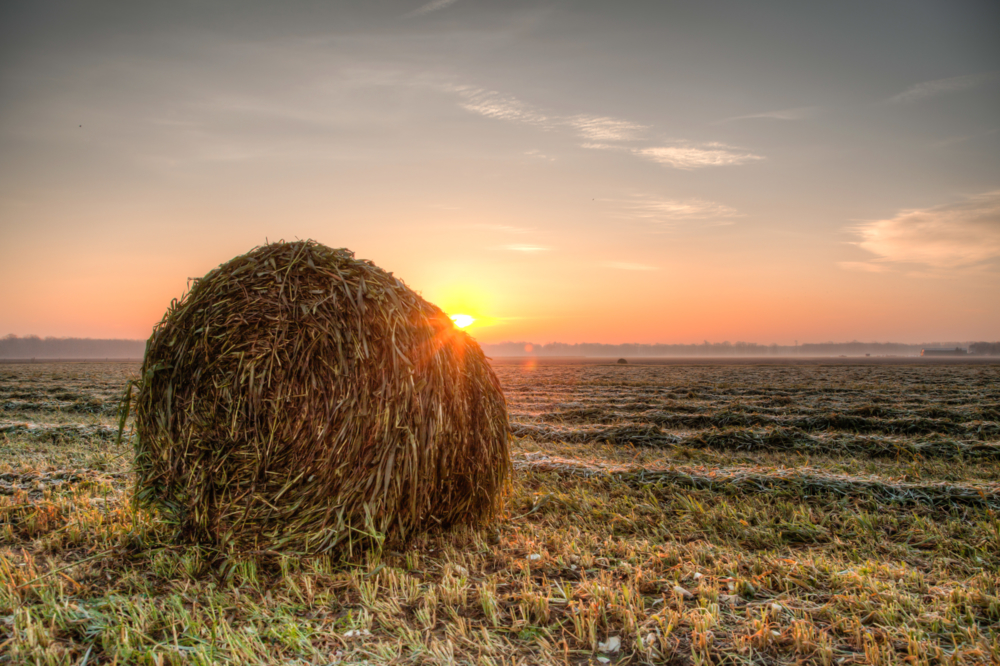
[1,1,998,345]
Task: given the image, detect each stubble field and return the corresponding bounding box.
[1,360,999,664]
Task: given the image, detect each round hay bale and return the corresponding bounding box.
[134,240,510,554]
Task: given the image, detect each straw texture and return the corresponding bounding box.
[133,240,510,554]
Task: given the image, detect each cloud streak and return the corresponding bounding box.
[602,261,658,271]
[408,0,461,17]
[465,223,532,234]
[566,115,647,142]
[455,88,552,128]
[453,87,647,143]
[450,85,759,170]
[850,190,1000,269]
[610,194,741,222]
[502,244,549,253]
[836,261,891,273]
[717,106,817,123]
[636,143,763,170]
[888,72,996,104]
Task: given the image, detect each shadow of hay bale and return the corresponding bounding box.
[133,240,510,555]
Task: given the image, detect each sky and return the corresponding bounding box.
[1,0,998,345]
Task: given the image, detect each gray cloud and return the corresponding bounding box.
[851,190,1000,269]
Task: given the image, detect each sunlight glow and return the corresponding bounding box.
[450,314,475,329]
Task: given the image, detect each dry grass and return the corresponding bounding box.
[1,360,999,664]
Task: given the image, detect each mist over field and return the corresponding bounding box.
[0,336,146,360]
[2,334,999,359]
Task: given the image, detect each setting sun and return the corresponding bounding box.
[449,314,475,329]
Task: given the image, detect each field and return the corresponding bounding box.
[2,360,999,664]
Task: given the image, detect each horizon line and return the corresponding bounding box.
[1,334,994,346]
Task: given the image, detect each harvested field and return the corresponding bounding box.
[1,360,999,664]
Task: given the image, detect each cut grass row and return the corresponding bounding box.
[509,402,1000,423]
[516,409,1000,438]
[512,422,1000,461]
[515,452,1000,514]
[1,400,118,416]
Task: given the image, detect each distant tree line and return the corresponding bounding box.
[481,340,982,357]
[969,342,1000,355]
[0,335,146,359]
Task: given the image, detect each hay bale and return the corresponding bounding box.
[134,240,510,554]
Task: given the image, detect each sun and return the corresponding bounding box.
[450,314,475,329]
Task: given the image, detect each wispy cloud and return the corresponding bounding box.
[635,143,763,170]
[888,72,997,104]
[565,115,647,142]
[930,128,999,149]
[836,261,891,273]
[448,85,762,170]
[407,0,461,17]
[849,190,1000,270]
[524,149,555,161]
[602,194,741,230]
[602,261,658,271]
[464,223,532,234]
[453,87,552,128]
[717,106,817,123]
[454,88,647,143]
[502,244,549,253]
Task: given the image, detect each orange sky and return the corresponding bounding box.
[1,2,998,345]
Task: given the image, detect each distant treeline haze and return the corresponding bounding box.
[3,335,999,359]
[482,340,1000,357]
[970,341,1000,355]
